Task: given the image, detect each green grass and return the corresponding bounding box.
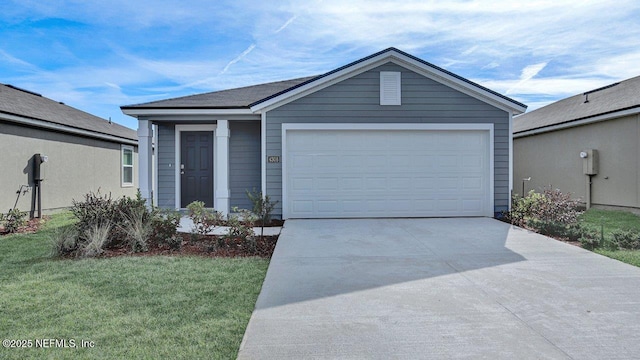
[0,213,269,359]
[580,208,640,268]
[580,208,640,240]
[593,249,640,267]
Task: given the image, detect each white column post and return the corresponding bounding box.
[137,119,153,207]
[215,120,230,215]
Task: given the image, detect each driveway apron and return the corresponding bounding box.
[238,218,640,359]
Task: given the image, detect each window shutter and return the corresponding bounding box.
[380,71,401,105]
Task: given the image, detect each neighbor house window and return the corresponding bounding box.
[121,145,134,187]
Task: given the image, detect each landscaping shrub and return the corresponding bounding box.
[611,229,640,250]
[71,191,117,237]
[531,188,582,225]
[226,208,257,240]
[226,207,258,253]
[246,188,278,226]
[1,208,28,233]
[504,188,582,239]
[79,221,111,258]
[57,191,182,257]
[50,224,80,257]
[151,209,182,250]
[118,207,153,253]
[187,201,223,235]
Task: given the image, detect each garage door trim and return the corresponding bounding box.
[281,123,494,218]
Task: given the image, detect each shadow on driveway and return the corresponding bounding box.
[240,218,640,359]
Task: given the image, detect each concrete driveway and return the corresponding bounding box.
[238,218,640,359]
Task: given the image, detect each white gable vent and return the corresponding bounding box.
[380,71,401,105]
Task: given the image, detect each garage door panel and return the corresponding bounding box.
[317,177,339,190]
[285,129,490,218]
[462,177,483,190]
[292,177,313,190]
[292,200,314,213]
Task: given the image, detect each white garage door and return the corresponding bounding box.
[283,127,492,218]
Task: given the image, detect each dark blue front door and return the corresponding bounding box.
[181,131,214,207]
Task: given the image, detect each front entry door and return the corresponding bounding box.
[181,131,214,208]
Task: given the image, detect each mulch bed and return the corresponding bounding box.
[0,216,48,236]
[3,215,280,259]
[102,233,278,259]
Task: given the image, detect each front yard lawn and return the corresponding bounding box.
[592,249,640,267]
[0,213,269,359]
[580,208,640,268]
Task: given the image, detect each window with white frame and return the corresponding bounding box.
[121,145,134,187]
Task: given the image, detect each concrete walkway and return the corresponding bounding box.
[238,218,640,359]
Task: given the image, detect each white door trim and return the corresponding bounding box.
[175,124,217,209]
[281,123,494,218]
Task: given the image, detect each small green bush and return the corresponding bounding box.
[246,189,278,226]
[226,208,258,253]
[152,209,182,250]
[1,208,28,233]
[577,225,601,250]
[226,208,256,240]
[187,201,223,235]
[611,229,640,250]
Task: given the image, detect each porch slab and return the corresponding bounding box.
[177,217,282,236]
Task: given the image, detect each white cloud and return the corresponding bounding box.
[221,44,256,74]
[2,0,640,128]
[506,62,548,94]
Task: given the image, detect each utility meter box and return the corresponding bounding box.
[581,149,598,175]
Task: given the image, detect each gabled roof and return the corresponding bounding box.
[514,75,640,135]
[1,83,137,143]
[122,48,526,115]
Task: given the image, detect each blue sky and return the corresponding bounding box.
[1,0,639,130]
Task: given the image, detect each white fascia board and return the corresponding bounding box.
[122,108,254,116]
[251,49,526,115]
[2,112,137,146]
[513,107,640,139]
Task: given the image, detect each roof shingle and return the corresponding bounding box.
[514,75,640,134]
[0,83,137,141]
[121,77,316,109]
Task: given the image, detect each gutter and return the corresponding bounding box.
[1,112,138,146]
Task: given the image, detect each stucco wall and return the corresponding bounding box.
[514,114,640,209]
[0,122,138,214]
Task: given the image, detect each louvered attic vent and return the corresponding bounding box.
[380,71,401,105]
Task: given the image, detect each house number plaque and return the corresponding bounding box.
[268,156,280,163]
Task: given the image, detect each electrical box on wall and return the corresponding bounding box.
[581,149,598,175]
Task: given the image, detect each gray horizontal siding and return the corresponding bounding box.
[156,124,176,209]
[229,121,261,211]
[266,62,510,217]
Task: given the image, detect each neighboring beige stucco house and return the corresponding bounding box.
[0,84,138,216]
[514,75,640,211]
